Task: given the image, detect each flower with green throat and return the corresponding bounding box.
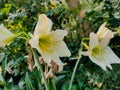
[0,24,18,47]
[29,14,71,71]
[82,23,120,70]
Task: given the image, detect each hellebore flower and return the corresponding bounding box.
[82,23,120,70]
[0,24,18,47]
[29,14,71,71]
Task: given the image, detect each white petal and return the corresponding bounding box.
[89,55,108,70]
[89,32,99,49]
[54,29,67,38]
[39,52,52,66]
[99,38,110,49]
[0,36,15,47]
[40,50,64,71]
[0,24,13,40]
[48,30,68,41]
[0,24,13,35]
[29,36,39,50]
[0,25,17,47]
[104,47,120,64]
[53,41,71,57]
[34,14,52,37]
[97,22,115,40]
[106,64,112,70]
[97,22,107,35]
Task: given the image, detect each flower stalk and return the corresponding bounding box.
[32,49,50,90]
[68,37,88,90]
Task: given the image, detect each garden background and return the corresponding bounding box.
[0,0,120,90]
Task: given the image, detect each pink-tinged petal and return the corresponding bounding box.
[89,32,99,49]
[34,14,52,37]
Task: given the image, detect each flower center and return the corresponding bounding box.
[38,36,53,53]
[92,46,102,57]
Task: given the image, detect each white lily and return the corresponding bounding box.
[82,23,120,70]
[0,24,18,47]
[97,22,116,40]
[29,14,71,71]
[96,22,117,49]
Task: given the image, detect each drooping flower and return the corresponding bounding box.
[82,23,120,70]
[0,24,18,47]
[29,14,71,71]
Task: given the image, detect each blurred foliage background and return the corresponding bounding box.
[0,0,120,90]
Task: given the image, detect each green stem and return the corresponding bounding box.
[68,37,89,90]
[17,37,28,40]
[20,32,30,39]
[16,31,30,40]
[32,49,50,90]
[68,57,81,90]
[51,78,56,90]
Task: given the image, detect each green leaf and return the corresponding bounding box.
[19,80,25,89]
[0,74,4,86]
[71,84,77,90]
[0,53,5,62]
[49,78,56,90]
[25,72,34,90]
[62,83,68,90]
[1,56,7,77]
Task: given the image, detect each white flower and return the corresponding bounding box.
[82,23,120,70]
[29,14,71,71]
[96,22,116,49]
[0,24,18,47]
[97,22,116,40]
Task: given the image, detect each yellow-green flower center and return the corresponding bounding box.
[92,46,102,57]
[38,36,53,53]
[1,34,18,46]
